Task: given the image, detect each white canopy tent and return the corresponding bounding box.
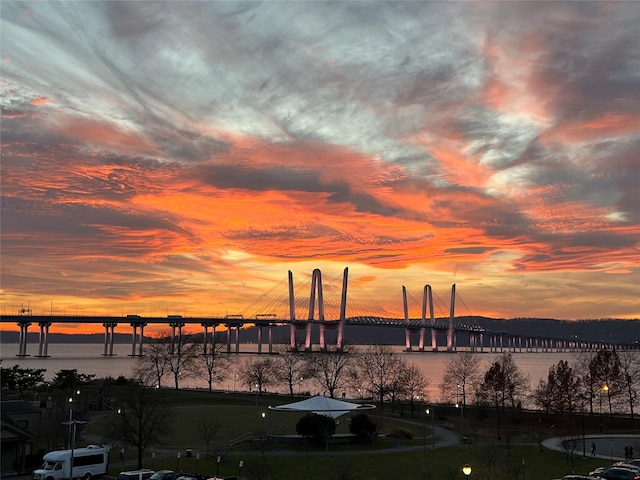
[268,395,376,419]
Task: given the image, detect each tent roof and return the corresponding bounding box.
[268,395,375,419]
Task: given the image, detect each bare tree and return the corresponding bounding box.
[197,333,230,393]
[166,333,200,390]
[273,344,312,397]
[440,352,482,407]
[352,344,402,411]
[118,373,173,469]
[197,416,223,458]
[618,350,640,420]
[397,362,429,417]
[135,331,171,388]
[309,344,354,398]
[238,358,275,395]
[589,348,623,415]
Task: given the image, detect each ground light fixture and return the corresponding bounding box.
[462,464,472,478]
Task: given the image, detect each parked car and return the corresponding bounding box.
[150,471,176,480]
[592,467,640,480]
[560,475,601,479]
[561,476,601,479]
[118,470,155,480]
[612,464,640,474]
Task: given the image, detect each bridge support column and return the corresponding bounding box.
[36,321,51,357]
[268,324,273,354]
[235,326,240,353]
[169,322,184,355]
[337,267,348,350]
[202,324,210,355]
[447,284,455,352]
[319,324,326,350]
[129,322,147,356]
[305,323,312,351]
[17,321,31,357]
[257,326,263,354]
[402,286,411,351]
[102,322,117,356]
[227,325,232,353]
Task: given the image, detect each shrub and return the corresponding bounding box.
[296,413,336,444]
[348,413,377,443]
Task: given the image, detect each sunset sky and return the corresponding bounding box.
[1,1,639,333]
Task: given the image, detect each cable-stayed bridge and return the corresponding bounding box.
[0,268,631,357]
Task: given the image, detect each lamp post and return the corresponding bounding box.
[431,407,436,449]
[599,384,608,433]
[62,418,86,480]
[260,412,266,442]
[456,402,464,441]
[580,395,586,458]
[462,464,472,478]
[67,389,80,448]
[216,456,221,477]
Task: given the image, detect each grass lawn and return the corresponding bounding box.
[87,388,634,480]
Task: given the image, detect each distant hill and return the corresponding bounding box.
[1,317,638,346]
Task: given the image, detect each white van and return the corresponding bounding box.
[117,470,155,480]
[32,445,108,480]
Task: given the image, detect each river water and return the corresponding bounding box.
[1,342,583,406]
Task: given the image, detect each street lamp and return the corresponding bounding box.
[62,418,86,480]
[260,411,266,442]
[580,395,586,458]
[426,407,435,449]
[456,402,464,441]
[599,384,608,433]
[462,464,472,478]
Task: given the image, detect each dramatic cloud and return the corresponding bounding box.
[1,1,638,328]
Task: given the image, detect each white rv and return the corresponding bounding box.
[32,445,108,480]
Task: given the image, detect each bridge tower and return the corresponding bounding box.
[288,267,348,351]
[447,284,455,352]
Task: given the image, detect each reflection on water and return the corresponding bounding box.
[1,342,583,405]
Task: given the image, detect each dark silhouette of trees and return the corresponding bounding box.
[351,344,402,411]
[197,333,229,393]
[618,350,640,420]
[1,364,46,396]
[440,352,482,407]
[348,413,377,443]
[397,362,428,417]
[238,358,275,395]
[296,413,336,446]
[479,353,528,438]
[197,416,223,458]
[51,369,95,392]
[533,359,581,415]
[309,344,354,398]
[117,373,173,469]
[273,344,312,397]
[136,331,171,388]
[589,348,623,416]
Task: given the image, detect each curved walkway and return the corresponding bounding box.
[542,434,639,462]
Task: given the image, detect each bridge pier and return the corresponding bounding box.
[36,321,51,357]
[129,321,147,356]
[169,322,185,355]
[17,321,31,356]
[102,322,117,356]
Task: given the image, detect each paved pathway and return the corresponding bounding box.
[542,434,640,462]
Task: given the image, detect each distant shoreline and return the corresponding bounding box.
[1,317,639,346]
